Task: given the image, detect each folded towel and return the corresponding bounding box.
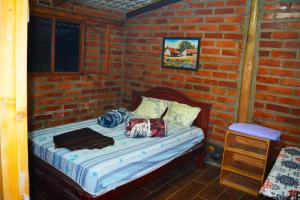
[98,108,131,128]
[125,118,167,138]
[53,128,114,150]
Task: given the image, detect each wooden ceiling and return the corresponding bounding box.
[45,0,181,18]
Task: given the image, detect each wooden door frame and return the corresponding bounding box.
[0,0,29,199]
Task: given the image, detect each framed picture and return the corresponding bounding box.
[161,37,201,71]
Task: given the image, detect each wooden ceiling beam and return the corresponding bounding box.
[52,0,70,7]
[127,0,182,18]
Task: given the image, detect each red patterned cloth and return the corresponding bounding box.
[125,118,167,137]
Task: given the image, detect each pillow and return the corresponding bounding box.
[125,118,167,137]
[98,108,131,128]
[163,101,201,127]
[131,96,168,118]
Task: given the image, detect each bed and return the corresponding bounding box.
[29,87,212,200]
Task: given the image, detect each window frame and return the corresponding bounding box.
[28,12,85,76]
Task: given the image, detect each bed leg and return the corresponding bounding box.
[196,152,205,169]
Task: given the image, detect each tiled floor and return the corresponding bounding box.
[33,160,264,200]
[119,161,262,200]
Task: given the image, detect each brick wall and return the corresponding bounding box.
[28,2,126,130]
[123,0,249,143]
[252,1,300,147]
[28,0,300,148]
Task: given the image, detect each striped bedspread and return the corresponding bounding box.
[29,119,204,196]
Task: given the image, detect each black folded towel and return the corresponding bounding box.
[53,128,114,150]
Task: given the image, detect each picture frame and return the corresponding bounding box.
[161,37,201,71]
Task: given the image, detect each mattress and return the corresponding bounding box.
[29,119,204,196]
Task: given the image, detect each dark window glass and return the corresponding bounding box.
[28,16,52,72]
[55,20,80,72]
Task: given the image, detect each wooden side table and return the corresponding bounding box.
[220,129,271,196]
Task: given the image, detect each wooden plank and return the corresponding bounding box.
[237,0,259,123]
[127,0,182,19]
[30,4,125,25]
[52,0,70,7]
[15,0,30,197]
[0,0,29,199]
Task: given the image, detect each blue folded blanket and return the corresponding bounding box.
[98,108,131,128]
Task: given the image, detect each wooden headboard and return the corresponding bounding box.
[131,87,212,143]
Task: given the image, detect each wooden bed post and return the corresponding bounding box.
[0,0,29,199]
[238,0,259,123]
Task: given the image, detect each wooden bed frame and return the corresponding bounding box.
[29,87,212,200]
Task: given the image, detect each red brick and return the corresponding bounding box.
[212,88,226,95]
[201,40,215,46]
[195,9,213,15]
[45,106,60,112]
[193,85,210,92]
[253,111,275,120]
[207,1,225,7]
[273,32,298,39]
[189,3,205,8]
[265,85,294,95]
[224,16,244,23]
[257,68,269,75]
[202,48,220,54]
[263,13,275,20]
[287,22,300,29]
[219,25,239,31]
[261,32,272,38]
[227,0,246,6]
[161,11,175,16]
[278,97,300,106]
[282,60,300,69]
[219,81,237,88]
[261,22,285,29]
[281,78,300,87]
[285,41,300,48]
[169,3,184,9]
[291,108,300,115]
[259,41,283,48]
[216,41,237,48]
[255,93,277,101]
[205,17,224,23]
[256,76,279,84]
[212,72,227,78]
[198,25,218,31]
[185,17,203,23]
[222,49,241,56]
[266,104,289,113]
[204,33,223,38]
[35,114,52,121]
[270,69,294,76]
[224,33,243,39]
[176,10,192,16]
[259,50,270,57]
[276,116,300,125]
[271,50,296,59]
[215,8,235,14]
[254,102,264,109]
[56,83,75,90]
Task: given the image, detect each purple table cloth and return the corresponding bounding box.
[260,147,300,200]
[228,123,281,141]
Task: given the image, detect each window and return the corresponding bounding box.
[28,15,83,73]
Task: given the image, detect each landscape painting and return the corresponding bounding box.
[162,37,201,70]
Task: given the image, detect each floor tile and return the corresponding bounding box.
[169,180,206,200]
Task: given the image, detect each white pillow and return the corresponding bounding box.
[131,96,168,118]
[163,101,201,127]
